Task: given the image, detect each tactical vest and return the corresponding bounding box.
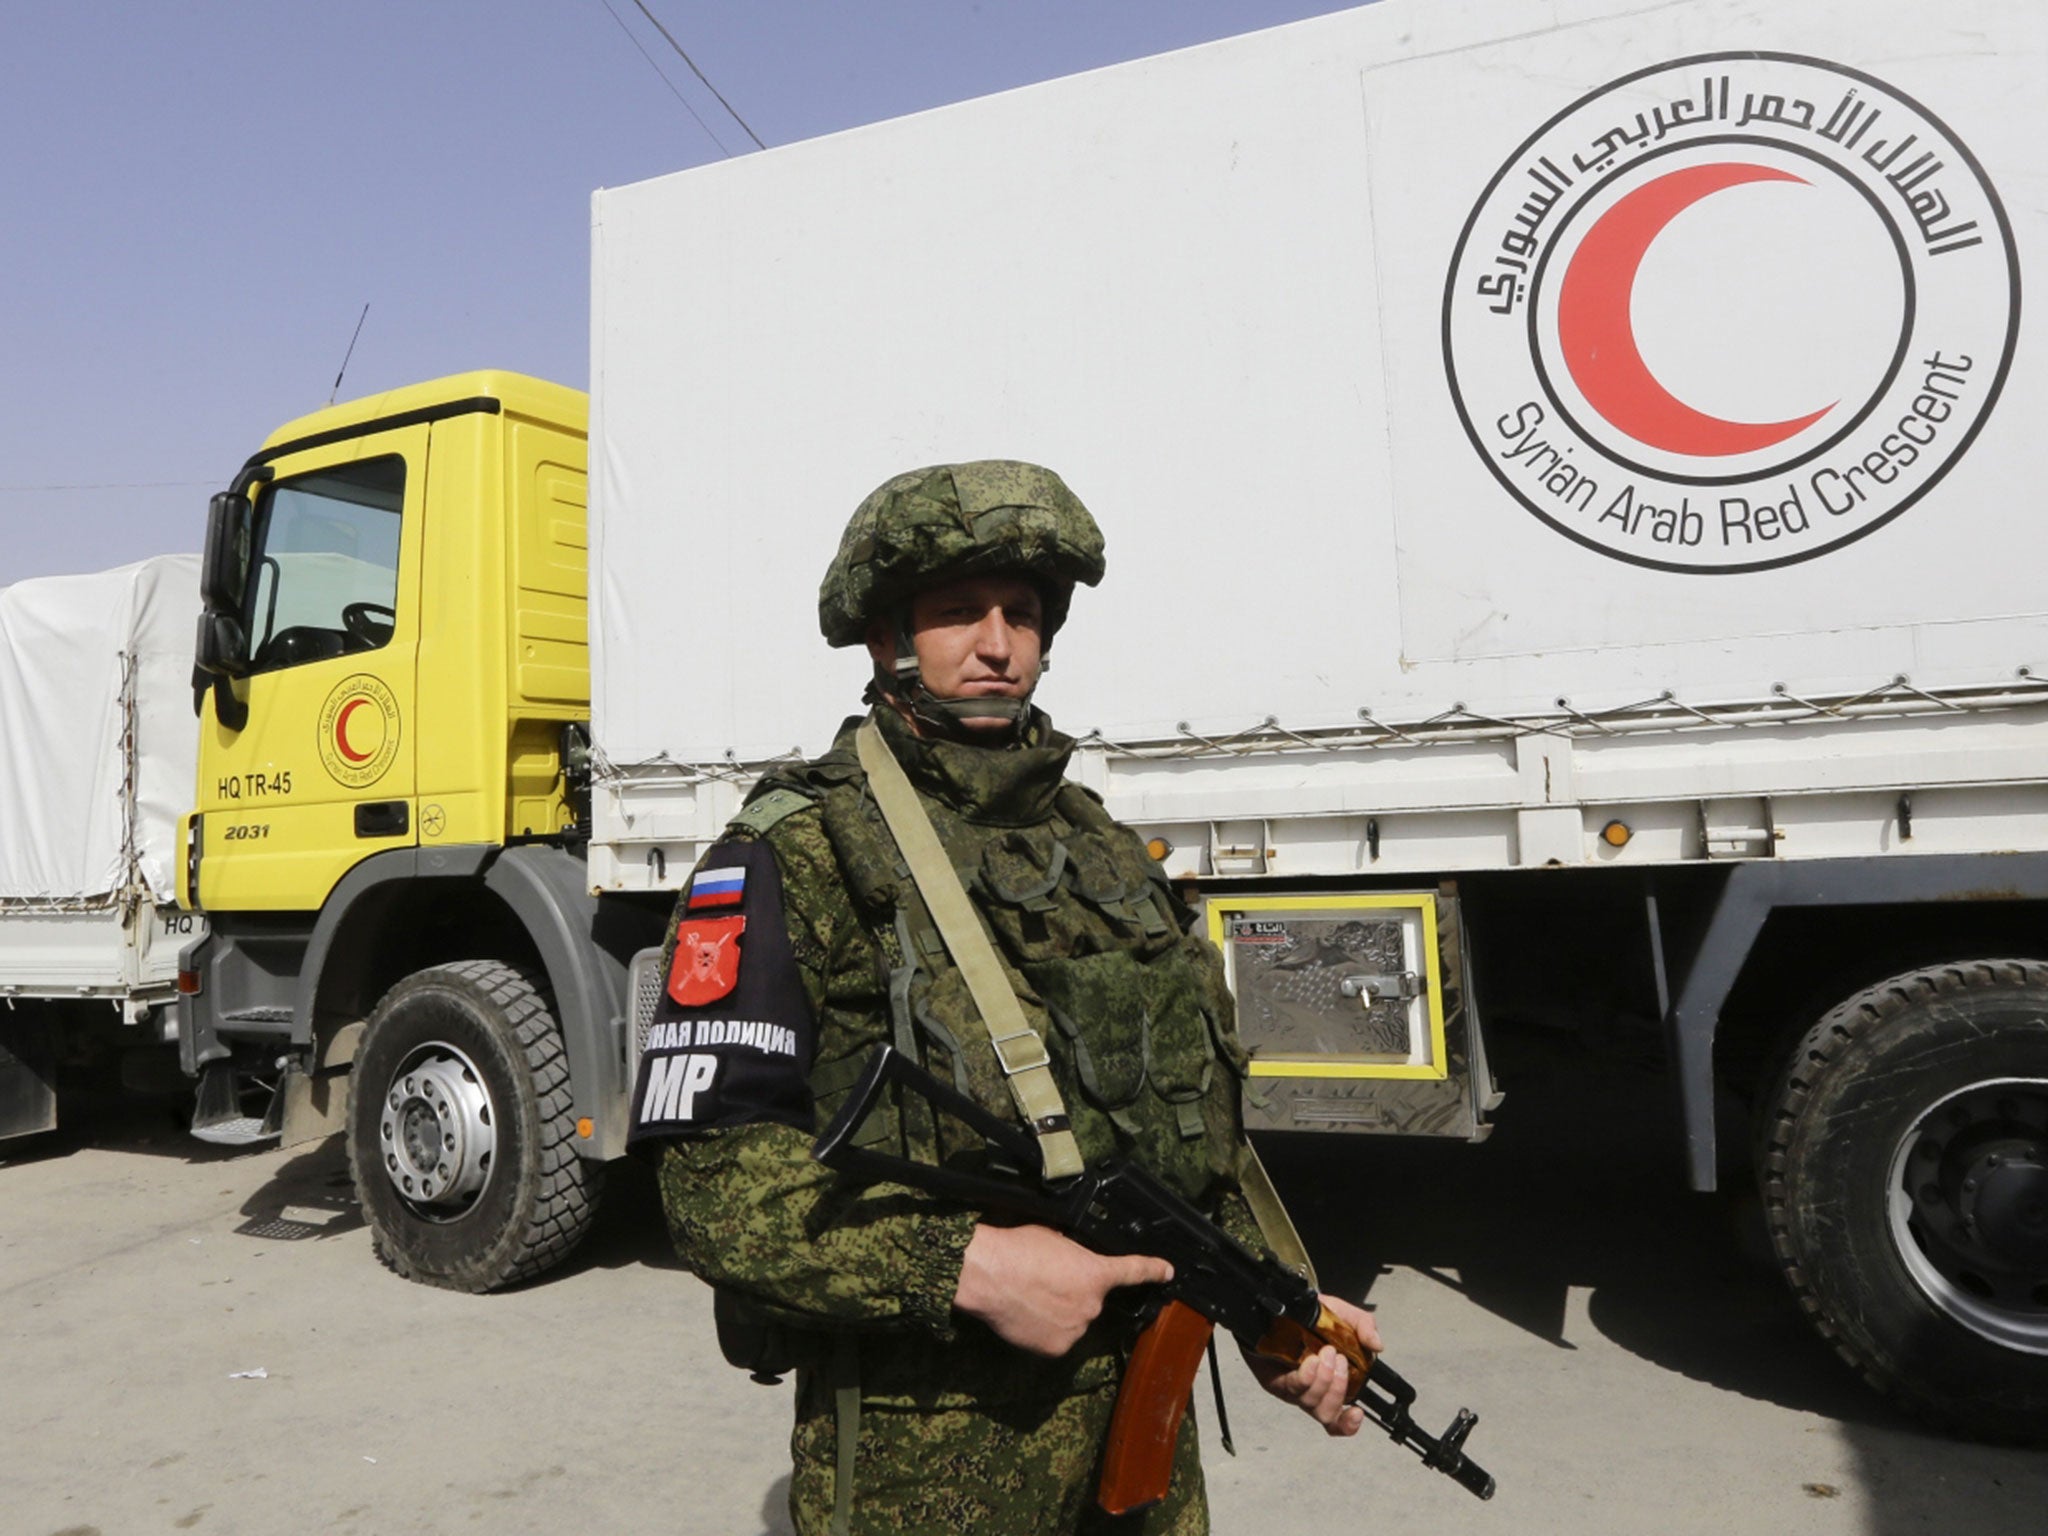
[715,713,1288,1536]
[761,709,1252,1213]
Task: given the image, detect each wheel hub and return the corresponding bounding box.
[1963,1149,2048,1270]
[378,1044,495,1212]
[1890,1078,2048,1354]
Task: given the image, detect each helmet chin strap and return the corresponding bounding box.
[868,614,1038,744]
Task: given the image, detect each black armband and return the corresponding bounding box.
[627,839,817,1141]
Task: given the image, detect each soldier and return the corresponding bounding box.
[631,461,1380,1534]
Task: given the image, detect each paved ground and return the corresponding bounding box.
[4,1048,2041,1536]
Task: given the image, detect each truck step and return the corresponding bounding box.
[191,1116,277,1147]
[189,1059,281,1148]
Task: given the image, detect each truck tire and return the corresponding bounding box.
[1761,959,2048,1442]
[346,960,602,1292]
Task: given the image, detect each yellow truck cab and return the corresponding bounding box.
[181,372,660,1290]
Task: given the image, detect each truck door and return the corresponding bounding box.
[195,427,426,910]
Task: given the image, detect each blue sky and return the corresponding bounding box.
[0,1,1358,585]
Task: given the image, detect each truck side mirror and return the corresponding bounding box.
[194,609,249,679]
[193,611,251,732]
[201,490,253,612]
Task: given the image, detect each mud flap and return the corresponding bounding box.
[279,1021,364,1150]
[0,1012,58,1141]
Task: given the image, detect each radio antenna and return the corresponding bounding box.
[329,303,371,404]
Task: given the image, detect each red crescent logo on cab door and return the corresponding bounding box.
[317,675,401,788]
[333,697,374,764]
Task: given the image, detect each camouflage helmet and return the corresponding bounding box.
[818,460,1106,647]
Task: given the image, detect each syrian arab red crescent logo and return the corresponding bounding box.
[317,674,401,788]
[1444,53,2017,573]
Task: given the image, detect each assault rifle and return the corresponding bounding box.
[811,1045,1496,1512]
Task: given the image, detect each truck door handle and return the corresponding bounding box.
[1340,971,1424,1002]
[354,801,410,839]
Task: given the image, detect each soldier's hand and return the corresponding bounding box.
[954,1222,1173,1357]
[1246,1293,1382,1436]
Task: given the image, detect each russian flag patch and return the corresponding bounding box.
[688,865,748,910]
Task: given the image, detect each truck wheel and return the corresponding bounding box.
[346,960,602,1292]
[1761,959,2048,1442]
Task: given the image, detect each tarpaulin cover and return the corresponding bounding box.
[0,555,201,904]
[588,0,2043,767]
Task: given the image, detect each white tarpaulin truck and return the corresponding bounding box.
[14,0,2042,1443]
[581,0,2046,1439]
[0,556,206,1133]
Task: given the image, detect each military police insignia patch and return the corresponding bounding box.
[628,837,816,1145]
[669,915,746,1005]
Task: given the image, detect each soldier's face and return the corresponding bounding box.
[868,575,1045,731]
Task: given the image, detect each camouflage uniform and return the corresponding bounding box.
[646,464,1273,1534]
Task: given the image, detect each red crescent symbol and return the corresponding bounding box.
[334,697,373,764]
[1558,163,1833,456]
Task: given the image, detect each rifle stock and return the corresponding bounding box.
[811,1045,1496,1506]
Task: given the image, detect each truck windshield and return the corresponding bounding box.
[242,456,404,675]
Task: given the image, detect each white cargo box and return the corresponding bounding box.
[0,555,203,998]
[587,0,2045,886]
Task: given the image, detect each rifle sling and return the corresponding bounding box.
[829,1332,858,1536]
[1236,1139,1317,1289]
[855,718,1085,1180]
